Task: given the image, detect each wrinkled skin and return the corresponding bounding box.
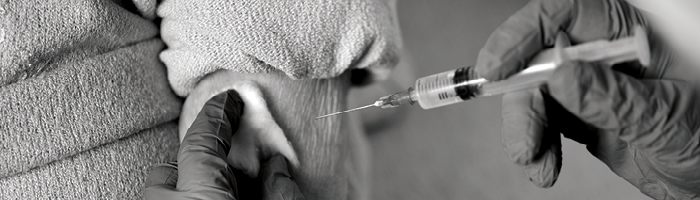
[179,70,369,199]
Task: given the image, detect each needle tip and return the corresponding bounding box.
[315,103,376,119]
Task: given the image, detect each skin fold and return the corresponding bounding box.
[179,69,367,199]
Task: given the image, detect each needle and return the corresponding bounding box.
[316,101,382,119]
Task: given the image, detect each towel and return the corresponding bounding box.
[0,0,181,198]
[0,123,179,199]
[157,0,402,96]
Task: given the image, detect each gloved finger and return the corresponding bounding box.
[501,89,547,165]
[177,90,243,199]
[261,155,306,200]
[475,0,649,81]
[145,162,179,188]
[144,162,182,199]
[521,131,562,188]
[501,87,563,187]
[547,62,700,189]
[227,81,299,177]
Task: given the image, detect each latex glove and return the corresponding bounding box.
[144,90,305,199]
[475,0,700,198]
[145,90,246,199]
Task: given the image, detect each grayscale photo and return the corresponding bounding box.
[1,0,699,199]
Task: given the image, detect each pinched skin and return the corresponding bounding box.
[179,70,366,199]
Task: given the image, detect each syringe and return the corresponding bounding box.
[317,27,650,119]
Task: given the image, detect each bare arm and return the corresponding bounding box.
[179,69,357,199]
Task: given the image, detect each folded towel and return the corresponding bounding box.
[0,0,181,198]
[158,0,402,96]
[0,38,179,177]
[0,123,179,199]
[1,0,158,86]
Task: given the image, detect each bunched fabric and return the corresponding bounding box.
[158,0,403,96]
[0,0,182,198]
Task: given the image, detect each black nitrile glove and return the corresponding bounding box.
[145,89,304,199]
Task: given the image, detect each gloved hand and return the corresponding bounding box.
[475,0,700,199]
[144,89,305,199]
[179,80,300,178]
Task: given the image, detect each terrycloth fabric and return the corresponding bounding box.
[0,123,179,199]
[158,0,402,96]
[0,0,181,199]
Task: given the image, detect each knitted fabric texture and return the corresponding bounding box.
[158,0,402,96]
[0,0,181,198]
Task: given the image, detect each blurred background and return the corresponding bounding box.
[351,0,653,199]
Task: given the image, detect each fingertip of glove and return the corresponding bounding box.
[529,175,557,188]
[507,150,535,166]
[523,150,562,188]
[523,140,562,188]
[502,127,538,165]
[500,91,547,165]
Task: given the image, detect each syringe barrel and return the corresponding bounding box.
[413,66,486,109]
[412,64,557,109]
[412,26,649,110]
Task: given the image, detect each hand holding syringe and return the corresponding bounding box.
[317,26,650,118]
